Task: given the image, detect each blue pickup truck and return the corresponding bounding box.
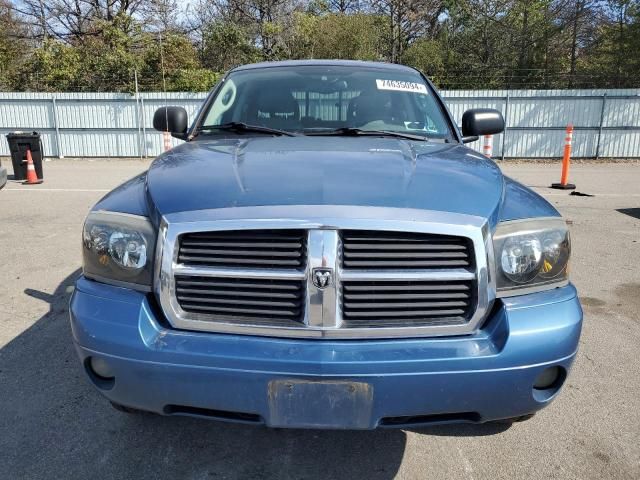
[70,60,582,429]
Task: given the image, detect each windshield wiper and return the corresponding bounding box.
[197,122,298,137]
[304,127,429,142]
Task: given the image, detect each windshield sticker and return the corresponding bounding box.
[376,79,428,94]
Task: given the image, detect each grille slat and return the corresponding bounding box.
[344,293,469,300]
[182,233,301,241]
[177,295,302,308]
[341,230,473,270]
[344,251,468,259]
[177,287,299,299]
[342,235,460,243]
[177,279,300,290]
[180,248,303,257]
[180,241,303,249]
[344,301,468,309]
[344,243,467,251]
[179,255,302,266]
[344,260,469,268]
[343,283,470,292]
[179,304,301,317]
[178,230,306,269]
[344,309,466,317]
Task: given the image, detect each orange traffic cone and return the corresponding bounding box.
[551,124,576,190]
[23,148,43,185]
[482,134,493,158]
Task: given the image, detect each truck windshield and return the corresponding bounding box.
[200,65,454,141]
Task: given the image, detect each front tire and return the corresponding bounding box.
[109,401,143,414]
[493,413,536,424]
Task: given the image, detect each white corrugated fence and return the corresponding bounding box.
[1,89,639,158]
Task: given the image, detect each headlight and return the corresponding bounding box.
[82,211,156,291]
[493,218,570,296]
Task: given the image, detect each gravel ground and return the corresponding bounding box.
[0,159,638,480]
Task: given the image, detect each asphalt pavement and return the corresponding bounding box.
[0,158,638,479]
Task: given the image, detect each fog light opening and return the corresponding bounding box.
[85,356,116,390]
[532,366,566,402]
[90,356,114,379]
[533,366,562,390]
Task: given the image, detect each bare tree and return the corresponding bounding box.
[210,0,304,57]
[561,0,602,87]
[11,0,153,42]
[328,0,361,13]
[372,0,444,62]
[143,0,181,32]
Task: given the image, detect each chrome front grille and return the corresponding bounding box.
[341,230,473,269]
[175,275,305,325]
[157,206,493,339]
[341,280,474,327]
[178,230,306,268]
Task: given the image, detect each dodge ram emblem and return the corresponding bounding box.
[312,268,333,289]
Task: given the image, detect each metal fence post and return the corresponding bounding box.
[141,96,147,158]
[134,70,142,159]
[501,91,510,160]
[595,93,607,159]
[51,96,63,158]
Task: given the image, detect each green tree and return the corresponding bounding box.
[3,0,640,91]
[435,0,573,88]
[169,69,222,91]
[581,0,640,87]
[401,37,446,81]
[288,12,387,60]
[0,0,28,90]
[21,40,83,91]
[201,21,262,72]
[79,15,142,90]
[141,31,209,90]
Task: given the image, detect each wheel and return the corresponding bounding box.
[492,413,536,425]
[109,401,143,414]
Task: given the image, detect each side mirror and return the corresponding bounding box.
[461,108,504,144]
[153,106,188,139]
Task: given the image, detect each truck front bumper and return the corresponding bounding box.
[70,276,582,429]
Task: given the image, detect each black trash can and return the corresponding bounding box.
[6,131,44,181]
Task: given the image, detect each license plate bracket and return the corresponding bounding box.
[267,379,373,429]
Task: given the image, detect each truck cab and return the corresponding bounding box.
[70,60,582,429]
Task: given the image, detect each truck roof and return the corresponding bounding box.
[231,59,419,74]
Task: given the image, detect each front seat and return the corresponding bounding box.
[347,90,392,127]
[251,91,300,130]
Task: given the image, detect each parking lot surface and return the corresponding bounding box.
[0,159,639,479]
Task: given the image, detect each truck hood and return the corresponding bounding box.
[146,136,504,221]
